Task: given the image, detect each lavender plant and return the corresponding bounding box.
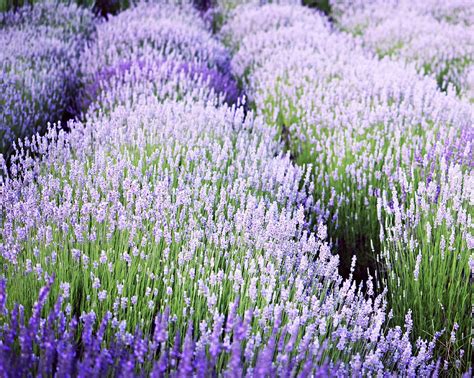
[80,1,229,78]
[80,58,239,115]
[0,29,73,154]
[330,0,474,99]
[78,1,237,115]
[0,0,96,41]
[0,1,95,155]
[220,1,328,52]
[224,2,473,371]
[330,0,474,27]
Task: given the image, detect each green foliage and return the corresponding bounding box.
[0,0,131,14]
[302,0,331,16]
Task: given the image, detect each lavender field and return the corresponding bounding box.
[0,0,472,376]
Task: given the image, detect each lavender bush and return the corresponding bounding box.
[80,56,239,115]
[330,0,474,27]
[80,1,229,77]
[78,1,238,115]
[0,1,95,155]
[220,2,328,51]
[330,0,474,99]
[0,0,96,40]
[224,2,473,371]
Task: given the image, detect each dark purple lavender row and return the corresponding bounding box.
[0,277,341,377]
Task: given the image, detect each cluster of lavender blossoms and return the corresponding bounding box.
[1,277,343,376]
[0,1,95,155]
[0,0,469,376]
[78,1,238,115]
[330,0,474,99]
[224,1,472,372]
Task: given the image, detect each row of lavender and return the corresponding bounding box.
[0,1,246,374]
[0,1,468,376]
[1,1,327,375]
[222,1,472,372]
[0,1,96,155]
[328,0,474,367]
[330,0,474,99]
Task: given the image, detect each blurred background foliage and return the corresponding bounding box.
[0,0,131,15]
[302,0,330,15]
[0,0,331,17]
